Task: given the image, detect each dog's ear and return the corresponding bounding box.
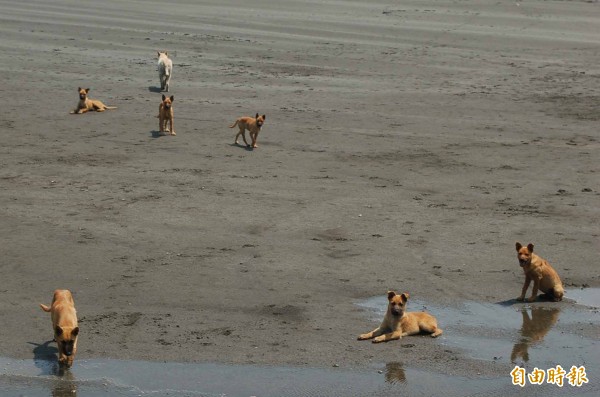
[262,114,266,120]
[162,94,166,101]
[157,51,161,56]
[55,326,63,336]
[78,87,82,91]
[165,51,168,56]
[85,88,90,93]
[169,95,174,102]
[255,113,259,119]
[516,242,522,251]
[72,327,79,337]
[527,243,534,253]
[387,291,396,301]
[400,293,409,303]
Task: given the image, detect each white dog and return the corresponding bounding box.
[157,51,173,92]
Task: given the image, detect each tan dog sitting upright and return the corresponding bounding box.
[516,242,564,302]
[358,291,442,343]
[70,87,116,114]
[40,290,79,367]
[158,94,175,135]
[230,113,266,148]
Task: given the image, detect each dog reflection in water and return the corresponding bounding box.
[511,307,560,364]
[51,365,77,397]
[385,362,407,384]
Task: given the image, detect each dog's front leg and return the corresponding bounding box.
[372,331,402,343]
[528,278,540,302]
[358,327,384,340]
[518,276,531,301]
[169,118,175,136]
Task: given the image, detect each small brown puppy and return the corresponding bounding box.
[230,113,266,148]
[40,290,79,367]
[70,87,116,114]
[516,242,564,302]
[158,94,175,135]
[358,291,442,343]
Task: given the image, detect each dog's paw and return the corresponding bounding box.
[357,334,369,340]
[516,296,525,302]
[527,297,537,303]
[372,336,385,343]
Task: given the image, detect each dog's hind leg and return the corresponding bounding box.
[240,128,250,146]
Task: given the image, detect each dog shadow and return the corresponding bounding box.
[229,143,254,151]
[497,294,559,307]
[150,130,173,138]
[148,86,162,93]
[29,340,60,375]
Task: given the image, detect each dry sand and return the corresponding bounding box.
[0,0,598,380]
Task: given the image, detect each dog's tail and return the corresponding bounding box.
[40,304,51,312]
[105,106,117,110]
[229,120,239,128]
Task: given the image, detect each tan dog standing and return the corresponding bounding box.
[40,290,79,367]
[70,87,116,114]
[358,291,442,343]
[230,113,266,148]
[157,51,173,92]
[158,94,175,135]
[516,242,564,302]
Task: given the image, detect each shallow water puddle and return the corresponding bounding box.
[0,356,516,397]
[357,291,600,373]
[568,287,600,308]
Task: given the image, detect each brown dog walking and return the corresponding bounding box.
[230,113,266,148]
[158,94,175,135]
[40,290,80,367]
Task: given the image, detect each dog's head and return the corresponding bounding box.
[387,291,408,317]
[55,326,79,357]
[516,242,534,267]
[157,51,168,58]
[78,87,90,100]
[162,94,174,109]
[255,113,266,128]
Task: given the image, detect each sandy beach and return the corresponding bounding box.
[0,0,598,392]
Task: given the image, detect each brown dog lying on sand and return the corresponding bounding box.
[230,113,266,148]
[516,242,564,302]
[158,94,175,136]
[70,87,116,114]
[40,290,79,367]
[358,291,443,343]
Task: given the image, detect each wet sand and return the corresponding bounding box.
[0,0,599,386]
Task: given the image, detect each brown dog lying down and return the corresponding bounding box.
[516,242,564,302]
[358,291,442,343]
[70,87,116,114]
[230,113,266,148]
[40,290,79,367]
